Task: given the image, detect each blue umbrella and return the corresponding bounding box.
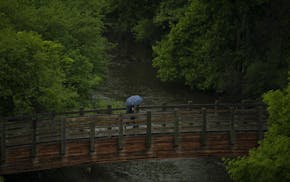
[125,95,143,106]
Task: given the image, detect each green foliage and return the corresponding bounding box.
[104,0,189,44]
[104,0,163,47]
[132,18,156,42]
[154,0,189,30]
[0,29,77,114]
[152,0,290,94]
[97,99,123,109]
[153,0,227,90]
[226,136,290,182]
[105,0,161,32]
[103,0,289,96]
[226,75,290,181]
[263,75,290,136]
[0,0,108,115]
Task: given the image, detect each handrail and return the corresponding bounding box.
[2,101,266,120]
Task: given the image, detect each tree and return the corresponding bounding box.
[104,0,189,44]
[0,0,109,114]
[0,29,77,115]
[152,0,290,95]
[226,73,290,181]
[15,0,108,104]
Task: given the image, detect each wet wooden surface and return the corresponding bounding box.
[0,104,267,175]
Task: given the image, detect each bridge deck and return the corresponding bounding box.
[0,103,267,175]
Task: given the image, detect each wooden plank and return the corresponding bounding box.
[180,127,202,133]
[122,118,147,125]
[180,134,201,150]
[0,131,261,175]
[6,146,31,162]
[0,104,268,175]
[180,121,202,127]
[151,115,172,122]
[95,138,118,155]
[38,143,59,157]
[180,108,202,113]
[5,123,31,130]
[65,115,120,125]
[121,136,146,152]
[37,131,60,137]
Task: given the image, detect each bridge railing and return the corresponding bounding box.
[0,102,267,166]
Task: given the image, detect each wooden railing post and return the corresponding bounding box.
[258,106,264,140]
[90,119,96,155]
[174,110,180,148]
[0,118,6,165]
[95,107,99,114]
[240,100,246,124]
[214,100,219,115]
[187,100,192,110]
[135,105,140,113]
[32,116,38,161]
[146,111,152,149]
[107,105,112,114]
[201,108,207,147]
[229,107,236,146]
[162,103,167,112]
[60,117,66,157]
[51,110,56,118]
[118,114,123,150]
[79,107,84,116]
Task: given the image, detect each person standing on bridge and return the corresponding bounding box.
[125,95,143,114]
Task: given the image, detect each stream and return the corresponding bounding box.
[95,60,218,105]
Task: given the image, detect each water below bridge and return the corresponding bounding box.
[95,60,219,105]
[5,60,235,182]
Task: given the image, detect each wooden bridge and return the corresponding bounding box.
[0,102,267,175]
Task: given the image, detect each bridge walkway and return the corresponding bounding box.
[0,102,267,175]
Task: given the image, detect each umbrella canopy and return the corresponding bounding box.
[125,95,143,106]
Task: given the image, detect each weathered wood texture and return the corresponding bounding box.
[0,103,267,175]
